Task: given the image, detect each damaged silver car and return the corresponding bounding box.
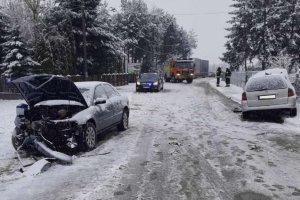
[11,75,130,156]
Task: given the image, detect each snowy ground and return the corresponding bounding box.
[0,79,300,200]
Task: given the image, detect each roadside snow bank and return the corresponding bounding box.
[209,79,243,104]
[0,100,24,159]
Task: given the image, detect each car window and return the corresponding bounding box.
[140,74,159,81]
[246,76,287,92]
[94,85,107,99]
[103,84,119,98]
[78,87,93,106]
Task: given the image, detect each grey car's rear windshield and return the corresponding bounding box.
[246,76,287,92]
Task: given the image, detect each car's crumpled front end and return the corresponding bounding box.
[11,75,89,162]
[13,102,86,153]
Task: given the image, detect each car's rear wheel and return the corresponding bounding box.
[81,122,97,151]
[290,108,297,117]
[118,110,129,131]
[242,112,250,119]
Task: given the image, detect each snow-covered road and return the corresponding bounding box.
[1,79,300,200]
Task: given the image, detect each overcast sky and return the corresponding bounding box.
[106,0,233,65]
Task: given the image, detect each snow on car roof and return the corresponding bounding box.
[74,81,107,89]
[252,68,288,79]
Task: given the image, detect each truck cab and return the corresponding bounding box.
[165,58,195,83]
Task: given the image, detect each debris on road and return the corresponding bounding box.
[248,144,263,152]
[233,106,242,113]
[23,158,51,176]
[169,141,182,146]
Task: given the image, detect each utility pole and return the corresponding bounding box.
[81,0,88,79]
[262,0,269,70]
[242,2,248,82]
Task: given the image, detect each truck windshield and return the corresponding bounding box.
[176,62,193,68]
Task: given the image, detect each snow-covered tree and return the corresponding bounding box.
[222,0,255,71]
[224,0,300,71]
[1,26,40,79]
[268,52,294,72]
[114,0,197,70]
[0,7,9,65]
[269,0,300,71]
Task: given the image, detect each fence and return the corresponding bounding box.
[0,73,137,93]
[229,71,258,88]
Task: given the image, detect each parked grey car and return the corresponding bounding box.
[241,68,297,119]
[12,75,129,153]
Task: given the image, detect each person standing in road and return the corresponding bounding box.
[225,68,231,87]
[216,67,222,87]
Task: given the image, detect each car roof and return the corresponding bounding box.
[252,68,288,79]
[74,81,108,89]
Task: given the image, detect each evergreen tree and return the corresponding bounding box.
[270,0,300,71]
[1,26,40,79]
[223,0,300,71]
[42,0,123,74]
[160,23,181,62]
[222,0,255,71]
[0,7,8,65]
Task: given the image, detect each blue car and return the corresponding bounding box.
[136,73,164,92]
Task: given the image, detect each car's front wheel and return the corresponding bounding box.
[118,110,129,131]
[290,108,297,117]
[187,78,193,84]
[81,122,97,151]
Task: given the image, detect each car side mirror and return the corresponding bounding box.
[94,98,106,105]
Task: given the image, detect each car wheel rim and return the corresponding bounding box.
[86,126,96,148]
[123,113,128,129]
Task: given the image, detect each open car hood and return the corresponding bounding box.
[12,75,88,108]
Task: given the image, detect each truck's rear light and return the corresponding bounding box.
[242,92,247,101]
[288,88,295,97]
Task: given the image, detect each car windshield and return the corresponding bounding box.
[78,87,93,106]
[140,74,158,81]
[246,76,287,92]
[176,62,193,68]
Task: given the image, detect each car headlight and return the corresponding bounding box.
[176,73,181,76]
[137,81,140,85]
[190,73,194,76]
[153,82,158,86]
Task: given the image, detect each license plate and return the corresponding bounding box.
[259,95,276,100]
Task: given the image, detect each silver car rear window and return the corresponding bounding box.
[246,76,287,92]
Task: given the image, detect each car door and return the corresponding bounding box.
[93,85,113,130]
[103,84,123,124]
